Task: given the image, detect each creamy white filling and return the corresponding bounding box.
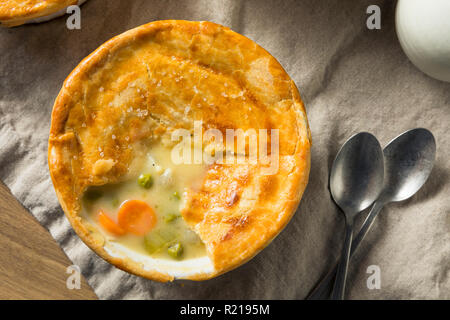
[82,143,214,279]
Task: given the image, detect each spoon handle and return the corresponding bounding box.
[350,200,384,255]
[331,220,354,300]
[306,201,384,300]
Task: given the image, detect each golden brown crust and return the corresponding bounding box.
[48,20,310,282]
[0,0,77,27]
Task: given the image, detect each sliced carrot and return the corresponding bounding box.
[98,210,125,236]
[117,200,157,236]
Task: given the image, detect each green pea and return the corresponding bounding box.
[138,173,153,189]
[164,213,180,223]
[167,242,183,259]
[172,191,180,200]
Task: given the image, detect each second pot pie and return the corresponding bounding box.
[48,20,311,281]
[0,0,85,27]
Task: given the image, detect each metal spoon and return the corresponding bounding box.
[329,132,384,300]
[308,128,436,300]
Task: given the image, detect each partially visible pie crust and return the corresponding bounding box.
[0,0,82,27]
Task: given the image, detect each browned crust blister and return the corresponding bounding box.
[48,20,311,282]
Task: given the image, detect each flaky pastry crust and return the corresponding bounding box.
[48,20,311,282]
[0,0,77,27]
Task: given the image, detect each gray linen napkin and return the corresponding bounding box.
[0,0,449,299]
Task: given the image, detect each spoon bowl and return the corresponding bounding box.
[381,128,436,203]
[330,132,385,214]
[329,132,384,300]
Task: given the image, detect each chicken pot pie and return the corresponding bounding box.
[0,0,86,27]
[48,20,311,281]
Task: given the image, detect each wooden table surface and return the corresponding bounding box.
[0,182,97,300]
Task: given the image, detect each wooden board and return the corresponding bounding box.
[0,182,97,300]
